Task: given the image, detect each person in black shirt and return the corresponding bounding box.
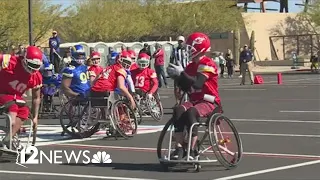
[170,36,188,106]
[139,43,151,56]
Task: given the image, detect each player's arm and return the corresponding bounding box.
[88,67,97,85]
[31,86,41,120]
[29,74,43,127]
[149,71,158,94]
[61,67,78,97]
[179,64,215,90]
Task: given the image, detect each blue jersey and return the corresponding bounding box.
[43,74,62,87]
[62,64,90,94]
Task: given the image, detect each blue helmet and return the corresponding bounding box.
[109,51,119,65]
[71,45,86,64]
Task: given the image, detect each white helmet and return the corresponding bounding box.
[177,36,185,42]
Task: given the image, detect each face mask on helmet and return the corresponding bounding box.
[22,46,43,73]
[121,58,132,69]
[91,58,100,65]
[72,52,86,64]
[137,59,149,69]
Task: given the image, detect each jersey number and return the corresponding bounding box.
[79,72,89,83]
[103,69,112,79]
[9,80,27,93]
[135,76,145,88]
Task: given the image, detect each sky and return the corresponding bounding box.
[49,0,305,13]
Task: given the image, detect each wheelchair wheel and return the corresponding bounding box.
[146,93,163,122]
[59,100,99,139]
[208,113,243,169]
[157,118,177,170]
[134,101,143,125]
[110,100,138,139]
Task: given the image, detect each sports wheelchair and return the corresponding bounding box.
[60,91,138,139]
[0,100,36,160]
[134,89,164,124]
[157,93,243,172]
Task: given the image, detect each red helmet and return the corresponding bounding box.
[127,50,136,62]
[116,51,132,69]
[137,53,150,69]
[22,46,43,73]
[90,51,101,65]
[186,32,211,59]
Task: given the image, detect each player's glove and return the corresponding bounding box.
[167,63,184,78]
[146,93,153,99]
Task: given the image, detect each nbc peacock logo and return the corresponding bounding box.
[91,151,112,164]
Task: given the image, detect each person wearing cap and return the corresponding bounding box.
[139,43,151,56]
[48,30,61,73]
[239,44,254,85]
[170,35,188,106]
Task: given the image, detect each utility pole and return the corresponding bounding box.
[28,0,33,46]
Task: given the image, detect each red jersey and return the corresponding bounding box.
[92,63,126,92]
[130,63,139,71]
[185,56,220,104]
[0,54,42,99]
[131,68,157,93]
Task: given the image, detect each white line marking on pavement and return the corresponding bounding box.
[0,170,157,180]
[231,119,320,124]
[52,144,320,159]
[199,131,320,138]
[213,159,320,180]
[280,111,320,113]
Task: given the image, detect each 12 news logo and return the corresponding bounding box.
[16,146,112,168]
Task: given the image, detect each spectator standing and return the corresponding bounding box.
[218,52,226,78]
[49,30,61,73]
[170,35,188,106]
[240,44,254,85]
[225,49,235,78]
[139,43,151,56]
[153,43,168,88]
[238,47,243,78]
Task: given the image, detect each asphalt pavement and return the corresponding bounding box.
[0,73,319,180]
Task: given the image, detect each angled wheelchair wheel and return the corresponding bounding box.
[111,100,138,139]
[59,99,98,139]
[147,93,163,122]
[157,118,174,161]
[208,113,243,169]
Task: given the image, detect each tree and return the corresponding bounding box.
[59,0,243,42]
[0,0,65,50]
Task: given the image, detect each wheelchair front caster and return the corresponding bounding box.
[194,164,201,172]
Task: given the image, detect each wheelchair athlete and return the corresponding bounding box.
[89,50,136,109]
[131,53,158,99]
[61,45,90,99]
[167,32,222,160]
[0,46,43,150]
[40,63,62,111]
